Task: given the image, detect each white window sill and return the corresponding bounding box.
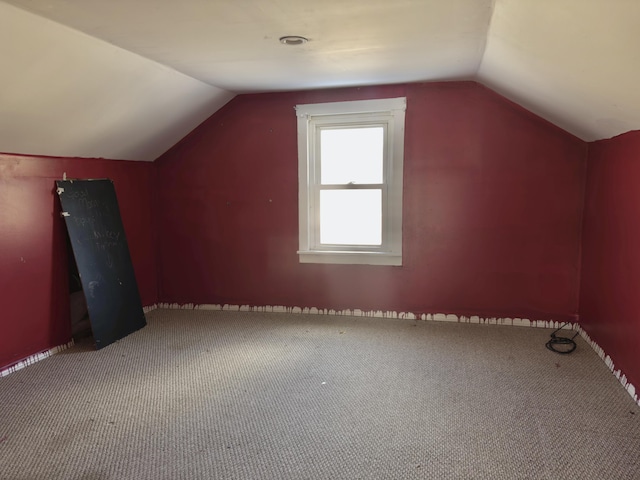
[298,250,402,266]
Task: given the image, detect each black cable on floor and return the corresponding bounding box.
[546,322,579,354]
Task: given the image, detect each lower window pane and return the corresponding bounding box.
[319,190,381,245]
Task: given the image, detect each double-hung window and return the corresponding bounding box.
[296,97,406,266]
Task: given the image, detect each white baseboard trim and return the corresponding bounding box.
[153,302,639,407]
[143,304,158,314]
[0,340,75,378]
[1,304,158,378]
[156,302,570,328]
[575,326,638,406]
[5,303,636,407]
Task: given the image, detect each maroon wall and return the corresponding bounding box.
[0,154,157,370]
[156,82,587,321]
[580,131,640,389]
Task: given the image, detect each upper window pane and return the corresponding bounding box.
[320,127,384,185]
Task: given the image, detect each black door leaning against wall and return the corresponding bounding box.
[56,179,146,349]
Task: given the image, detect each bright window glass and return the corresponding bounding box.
[320,127,384,185]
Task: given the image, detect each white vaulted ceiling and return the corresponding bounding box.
[1,0,639,161]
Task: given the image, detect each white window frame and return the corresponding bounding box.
[296,97,406,266]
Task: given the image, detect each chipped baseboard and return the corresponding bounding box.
[154,302,639,407]
[4,302,637,408]
[156,302,571,328]
[1,303,158,378]
[0,340,74,378]
[575,326,638,406]
[143,304,158,314]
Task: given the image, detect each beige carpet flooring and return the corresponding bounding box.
[0,309,639,479]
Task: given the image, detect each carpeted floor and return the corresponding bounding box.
[0,309,638,479]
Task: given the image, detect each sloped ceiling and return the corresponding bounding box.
[479,0,640,142]
[1,0,638,161]
[0,2,234,161]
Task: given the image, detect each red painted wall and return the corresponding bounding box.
[0,154,157,370]
[580,131,640,389]
[156,82,587,321]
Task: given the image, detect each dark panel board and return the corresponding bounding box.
[56,179,146,349]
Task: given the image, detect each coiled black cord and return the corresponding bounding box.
[546,322,579,354]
